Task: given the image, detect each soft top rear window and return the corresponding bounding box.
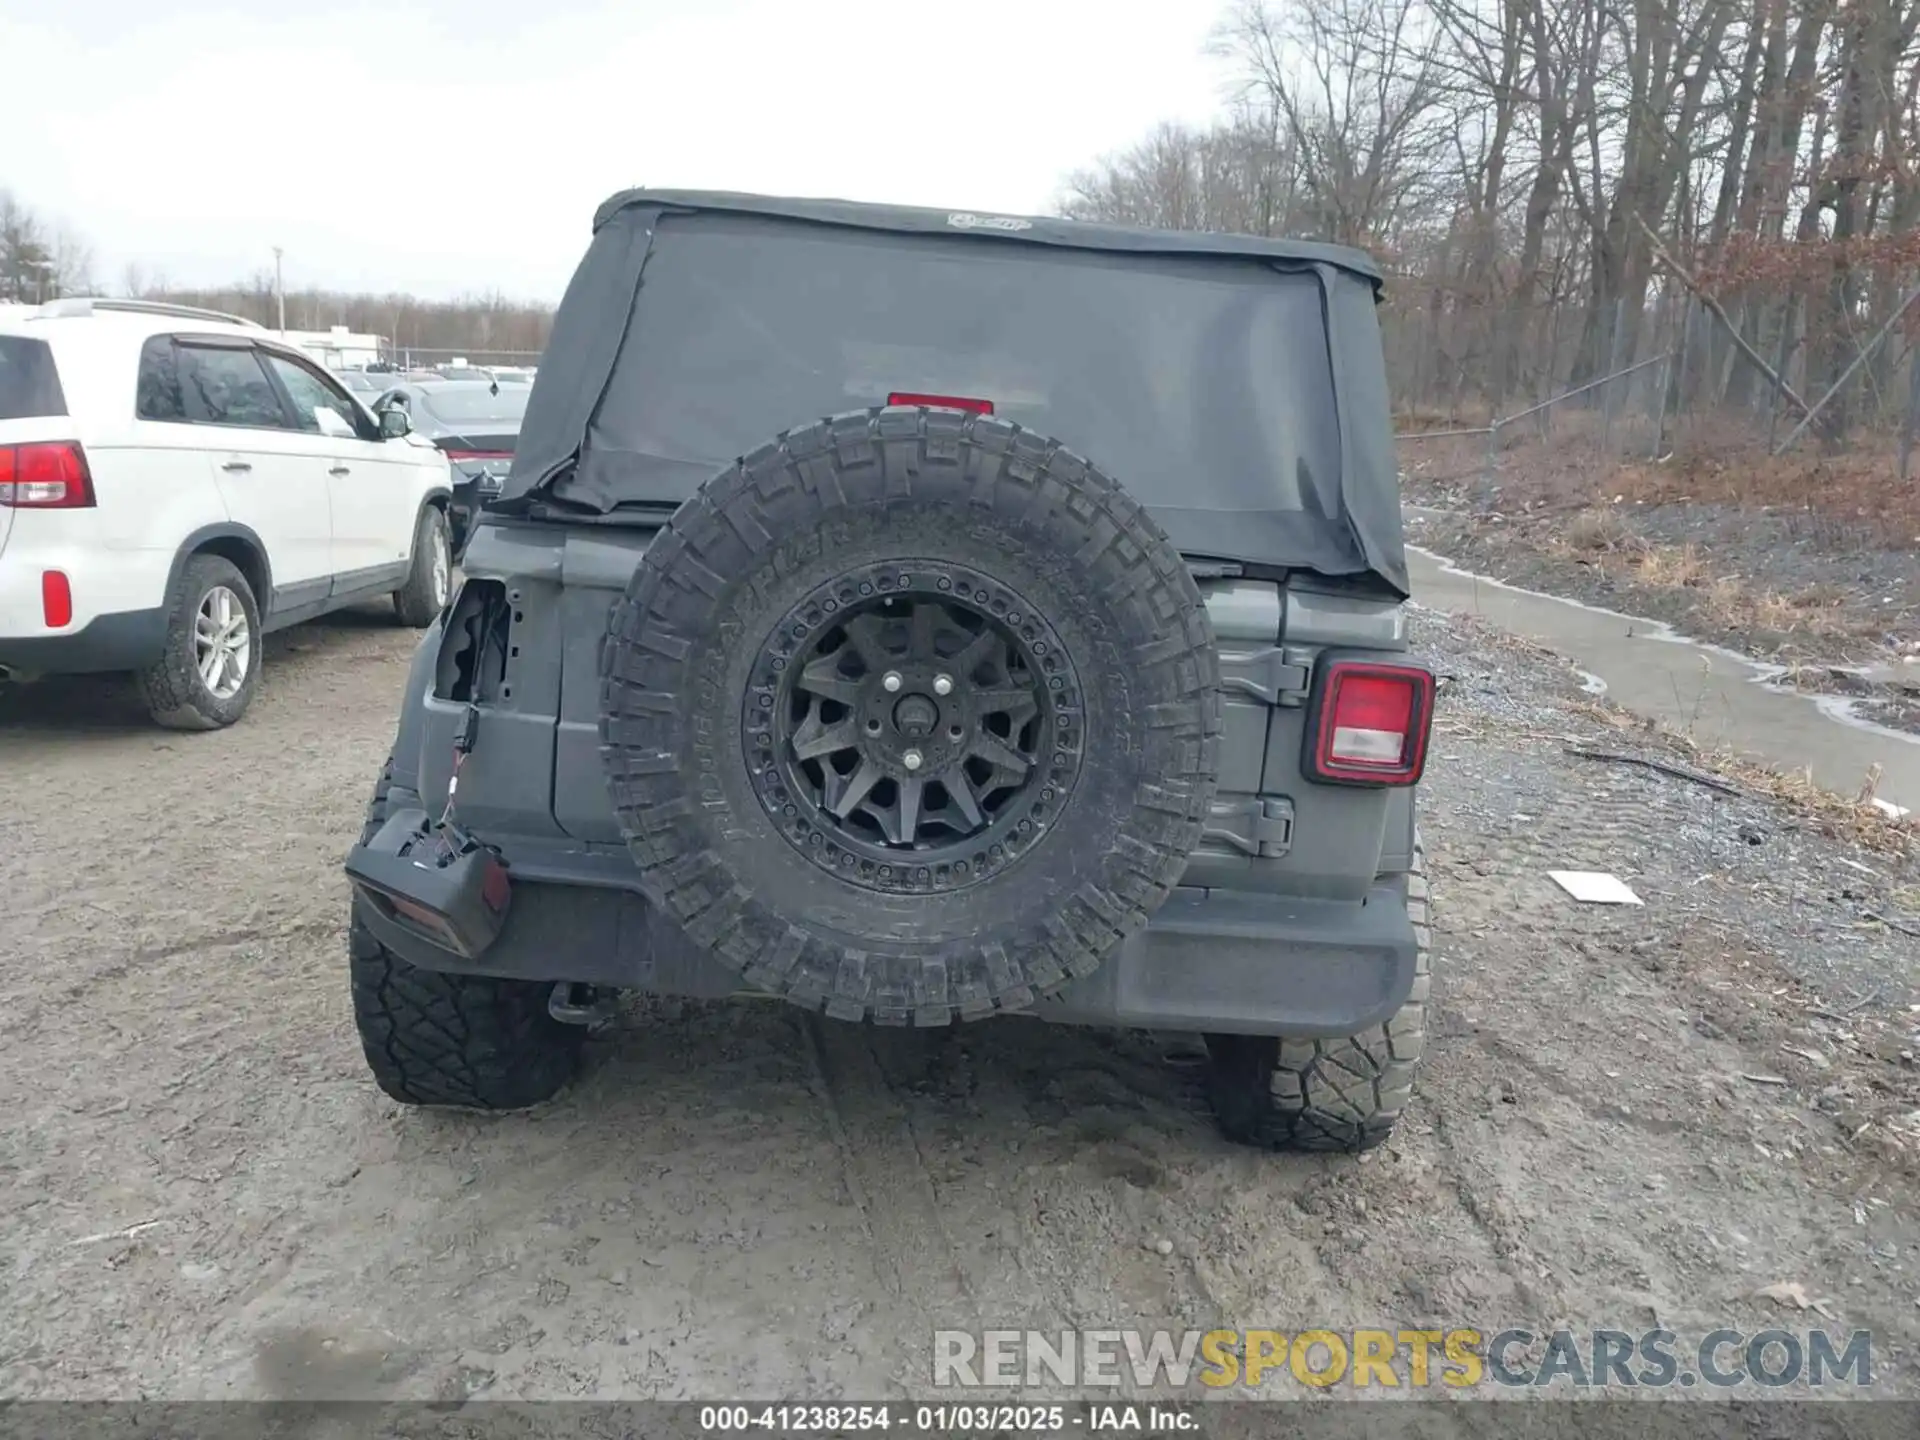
[507,201,1410,594]
[0,335,68,420]
[581,215,1344,527]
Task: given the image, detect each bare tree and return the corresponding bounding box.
[1213,0,1448,248]
[1061,0,1920,445]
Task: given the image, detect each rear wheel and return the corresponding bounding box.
[393,506,451,627]
[138,554,262,730]
[347,760,584,1109]
[1205,846,1431,1152]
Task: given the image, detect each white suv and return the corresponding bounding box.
[0,299,453,729]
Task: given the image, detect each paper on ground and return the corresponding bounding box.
[1548,871,1644,905]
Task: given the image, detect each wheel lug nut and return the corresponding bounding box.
[883,671,903,693]
[933,674,953,696]
[903,749,923,771]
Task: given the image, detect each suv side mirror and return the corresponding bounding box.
[379,407,412,439]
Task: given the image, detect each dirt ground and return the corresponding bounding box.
[3,601,1920,1404]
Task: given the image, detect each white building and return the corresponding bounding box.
[279,324,386,369]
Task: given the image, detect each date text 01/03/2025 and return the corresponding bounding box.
[697,1403,1195,1433]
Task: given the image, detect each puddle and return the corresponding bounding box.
[1406,541,1920,749]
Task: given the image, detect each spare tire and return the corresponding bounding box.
[600,407,1221,1024]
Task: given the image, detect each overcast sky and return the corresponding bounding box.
[5,0,1231,302]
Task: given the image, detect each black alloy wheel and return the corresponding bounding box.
[745,560,1083,895]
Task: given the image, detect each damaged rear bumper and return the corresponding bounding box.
[349,791,1419,1039]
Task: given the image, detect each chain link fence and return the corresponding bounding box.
[393,345,544,371]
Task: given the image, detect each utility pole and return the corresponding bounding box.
[272,246,286,333]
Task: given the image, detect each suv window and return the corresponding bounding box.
[0,336,68,420]
[135,336,187,421]
[179,344,291,430]
[263,351,364,439]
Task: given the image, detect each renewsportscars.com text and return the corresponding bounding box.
[933,1327,1873,1390]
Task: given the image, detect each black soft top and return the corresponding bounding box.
[501,189,1408,596]
[590,188,1385,286]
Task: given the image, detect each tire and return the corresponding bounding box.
[393,505,451,628]
[600,407,1221,1025]
[138,553,263,730]
[1204,845,1432,1152]
[347,760,584,1109]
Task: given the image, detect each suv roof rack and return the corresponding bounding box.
[35,297,265,329]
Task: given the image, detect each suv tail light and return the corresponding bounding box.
[1302,658,1435,787]
[42,570,73,628]
[0,441,95,508]
[887,392,995,415]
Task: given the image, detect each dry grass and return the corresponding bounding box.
[1558,506,1633,552]
[1701,578,1855,640]
[1401,409,1920,550]
[1634,542,1711,589]
[1541,512,1862,642]
[1610,423,1920,548]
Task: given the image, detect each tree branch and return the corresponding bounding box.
[1633,211,1811,414]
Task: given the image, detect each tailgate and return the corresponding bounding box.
[1188,575,1413,900]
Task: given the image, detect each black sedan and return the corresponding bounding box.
[372,379,530,557]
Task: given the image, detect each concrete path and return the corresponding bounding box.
[1405,523,1920,815]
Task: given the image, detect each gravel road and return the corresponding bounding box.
[3,600,1919,1403]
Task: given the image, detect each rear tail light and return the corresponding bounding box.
[1302,658,1435,787]
[42,571,73,628]
[0,441,95,508]
[441,450,513,462]
[887,392,995,415]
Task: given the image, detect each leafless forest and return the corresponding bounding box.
[120,272,553,366]
[1067,0,1920,461]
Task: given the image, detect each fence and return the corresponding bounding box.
[1390,285,1920,486]
[394,345,544,371]
[1396,350,1678,489]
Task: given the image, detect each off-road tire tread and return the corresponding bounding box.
[138,554,260,731]
[393,507,449,628]
[1206,844,1431,1152]
[347,760,583,1109]
[599,408,1221,1026]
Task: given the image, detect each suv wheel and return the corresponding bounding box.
[599,409,1221,1025]
[1204,846,1431,1152]
[138,553,263,730]
[393,507,451,627]
[347,760,584,1109]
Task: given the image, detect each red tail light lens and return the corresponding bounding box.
[441,450,513,462]
[887,392,995,415]
[41,570,73,628]
[1303,659,1435,787]
[0,441,95,508]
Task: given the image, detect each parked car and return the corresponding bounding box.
[344,190,1430,1153]
[333,369,389,399]
[0,298,453,728]
[371,379,529,556]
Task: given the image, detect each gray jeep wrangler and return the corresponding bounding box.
[344,190,1434,1151]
